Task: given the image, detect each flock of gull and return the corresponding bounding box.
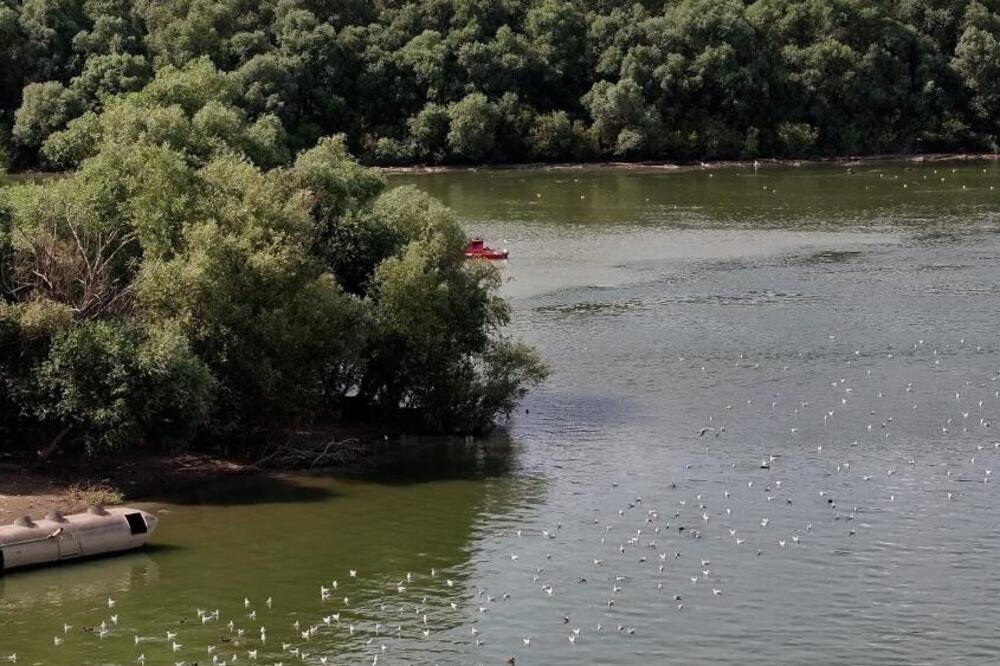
[3,329,996,665]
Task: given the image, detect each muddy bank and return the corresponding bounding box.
[0,425,357,520]
[0,424,496,522]
[379,152,1000,175]
[0,452,254,521]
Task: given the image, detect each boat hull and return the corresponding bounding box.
[464,238,509,260]
[464,250,509,260]
[0,507,158,573]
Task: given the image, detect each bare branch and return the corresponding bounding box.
[11,215,138,319]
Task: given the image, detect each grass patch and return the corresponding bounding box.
[67,483,125,507]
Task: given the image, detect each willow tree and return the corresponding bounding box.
[1,122,546,451]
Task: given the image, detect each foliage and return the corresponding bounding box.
[0,187,12,293]
[0,91,546,450]
[777,121,819,155]
[42,58,290,169]
[953,2,1000,138]
[447,93,499,161]
[34,319,215,450]
[70,52,152,104]
[583,78,660,157]
[409,102,451,162]
[3,0,994,169]
[359,186,547,431]
[13,81,84,156]
[528,111,595,161]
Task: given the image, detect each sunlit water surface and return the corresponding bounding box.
[3,161,1000,664]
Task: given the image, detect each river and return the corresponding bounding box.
[2,160,1000,664]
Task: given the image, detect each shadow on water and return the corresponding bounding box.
[160,472,339,507]
[154,434,520,507]
[343,433,520,485]
[141,542,182,556]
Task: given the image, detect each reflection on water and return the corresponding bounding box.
[0,554,159,609]
[0,437,541,664]
[4,161,1000,664]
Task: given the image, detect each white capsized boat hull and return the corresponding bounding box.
[0,507,158,572]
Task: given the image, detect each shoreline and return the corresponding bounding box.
[0,451,257,521]
[7,152,998,181]
[379,152,1000,175]
[0,429,502,522]
[0,424,369,521]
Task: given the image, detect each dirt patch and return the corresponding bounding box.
[0,421,401,523]
[0,452,254,522]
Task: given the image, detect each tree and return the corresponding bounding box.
[43,58,291,169]
[0,186,12,296]
[17,0,87,81]
[70,52,152,104]
[582,78,660,156]
[408,102,450,162]
[13,81,85,158]
[34,319,215,450]
[455,25,540,99]
[398,30,450,101]
[233,53,299,121]
[529,111,593,161]
[361,185,547,431]
[0,0,995,168]
[953,2,1000,136]
[73,0,147,58]
[1,2,557,452]
[525,0,588,104]
[291,135,388,292]
[0,2,28,131]
[447,92,498,161]
[141,0,274,70]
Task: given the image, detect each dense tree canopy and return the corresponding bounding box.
[0,97,546,451]
[2,0,1000,169]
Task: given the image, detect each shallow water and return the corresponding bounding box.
[3,160,1000,664]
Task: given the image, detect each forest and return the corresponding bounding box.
[1,0,1000,170]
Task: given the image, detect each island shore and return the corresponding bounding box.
[0,451,254,521]
[0,421,395,521]
[8,152,998,181]
[379,152,1000,174]
[0,421,484,522]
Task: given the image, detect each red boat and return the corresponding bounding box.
[464,238,509,260]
